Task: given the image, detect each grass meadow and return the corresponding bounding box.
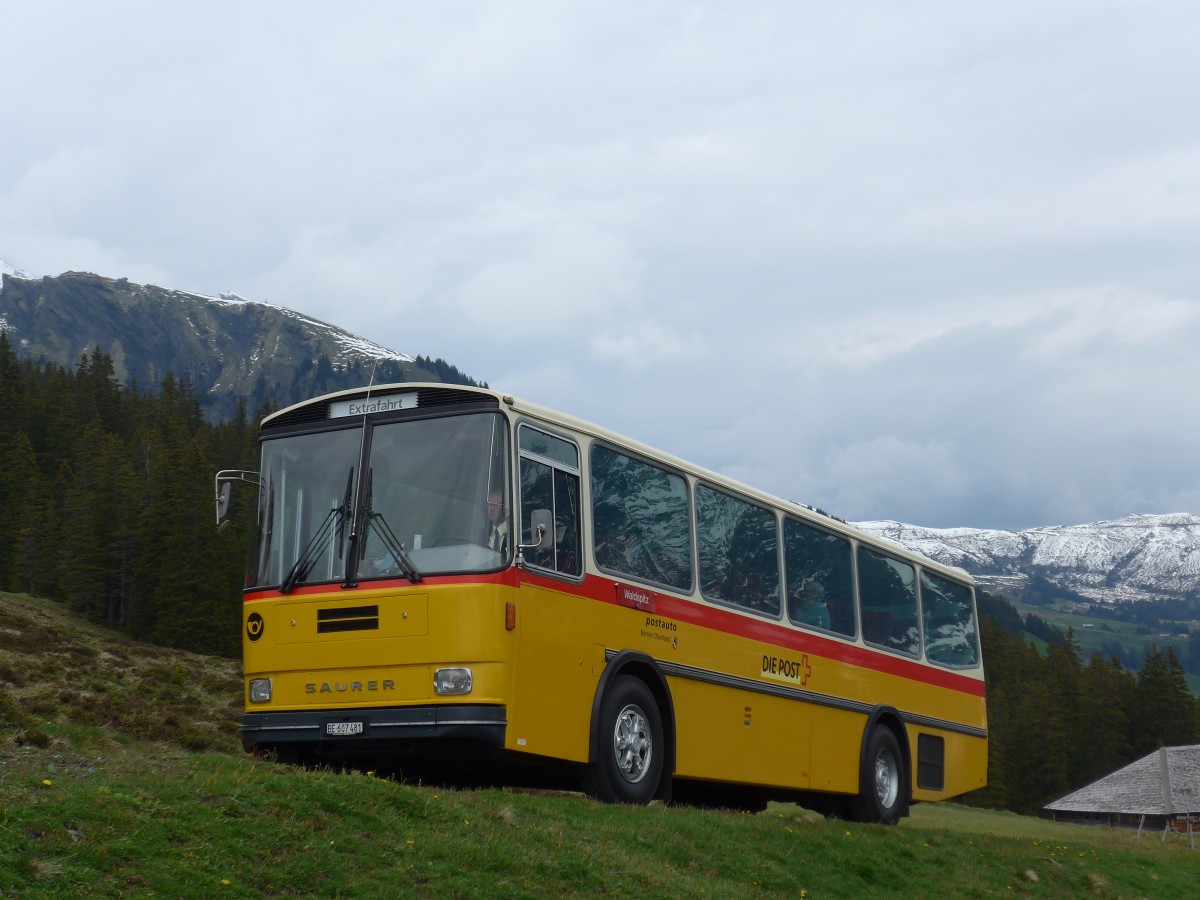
[2,592,1197,897]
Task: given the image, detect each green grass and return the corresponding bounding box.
[3,592,1199,897]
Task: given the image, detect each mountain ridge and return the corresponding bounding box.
[0,266,478,418]
[854,513,1200,604]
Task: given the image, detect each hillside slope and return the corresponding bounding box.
[0,591,241,753]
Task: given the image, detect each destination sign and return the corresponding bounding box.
[330,392,417,418]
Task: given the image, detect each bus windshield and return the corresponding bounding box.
[250,412,511,589]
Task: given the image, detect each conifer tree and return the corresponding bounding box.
[0,332,22,437]
[1130,646,1200,754]
[0,430,40,591]
[1044,630,1086,788]
[1079,653,1137,782]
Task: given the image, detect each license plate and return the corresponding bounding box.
[326,721,364,737]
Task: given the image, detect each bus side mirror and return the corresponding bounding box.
[520,508,554,552]
[216,482,233,528]
[215,469,260,528]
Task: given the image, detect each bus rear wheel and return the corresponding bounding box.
[850,726,906,825]
[583,675,664,804]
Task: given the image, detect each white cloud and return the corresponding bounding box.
[1028,289,1200,356]
[452,213,642,336]
[820,436,970,525]
[590,319,705,370]
[5,1,1200,529]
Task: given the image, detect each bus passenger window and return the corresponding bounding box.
[920,571,979,667]
[784,518,856,637]
[857,546,919,657]
[696,484,780,616]
[590,445,693,592]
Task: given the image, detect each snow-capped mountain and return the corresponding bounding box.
[0,258,32,280]
[0,267,480,419]
[855,514,1200,604]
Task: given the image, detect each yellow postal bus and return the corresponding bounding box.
[225,383,986,821]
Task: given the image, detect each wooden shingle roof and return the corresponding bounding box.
[1045,745,1200,816]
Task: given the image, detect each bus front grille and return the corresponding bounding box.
[317,605,380,634]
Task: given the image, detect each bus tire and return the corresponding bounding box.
[583,675,664,804]
[850,725,905,825]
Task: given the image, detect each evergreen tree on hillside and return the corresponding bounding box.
[0,333,21,433]
[1130,646,1200,754]
[1043,632,1086,790]
[1078,653,1137,783]
[973,612,1036,810]
[57,426,138,623]
[0,430,40,591]
[76,346,123,432]
[0,347,256,657]
[971,610,1149,814]
[58,455,105,618]
[148,435,239,656]
[17,497,54,598]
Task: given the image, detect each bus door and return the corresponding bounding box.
[508,423,589,761]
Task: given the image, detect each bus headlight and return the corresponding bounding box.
[434,667,473,695]
[249,678,273,703]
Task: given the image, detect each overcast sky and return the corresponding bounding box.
[3,1,1199,531]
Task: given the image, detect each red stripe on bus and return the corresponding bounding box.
[244,567,985,697]
[562,571,986,698]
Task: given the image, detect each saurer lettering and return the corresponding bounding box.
[305,679,396,694]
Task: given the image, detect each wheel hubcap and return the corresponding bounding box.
[613,703,652,783]
[873,748,899,808]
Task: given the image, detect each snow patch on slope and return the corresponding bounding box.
[1,258,34,283]
[192,288,414,365]
[1,259,34,341]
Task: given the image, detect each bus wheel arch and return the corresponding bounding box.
[584,651,675,804]
[850,708,910,825]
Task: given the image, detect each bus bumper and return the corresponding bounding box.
[239,704,507,754]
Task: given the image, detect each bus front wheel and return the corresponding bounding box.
[584,675,664,804]
[850,726,906,825]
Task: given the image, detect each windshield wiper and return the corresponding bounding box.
[280,468,354,594]
[359,468,422,584]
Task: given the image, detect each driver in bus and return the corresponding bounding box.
[483,490,509,555]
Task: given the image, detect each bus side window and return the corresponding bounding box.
[920,570,979,667]
[784,518,856,638]
[589,444,693,592]
[857,546,919,657]
[696,484,780,616]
